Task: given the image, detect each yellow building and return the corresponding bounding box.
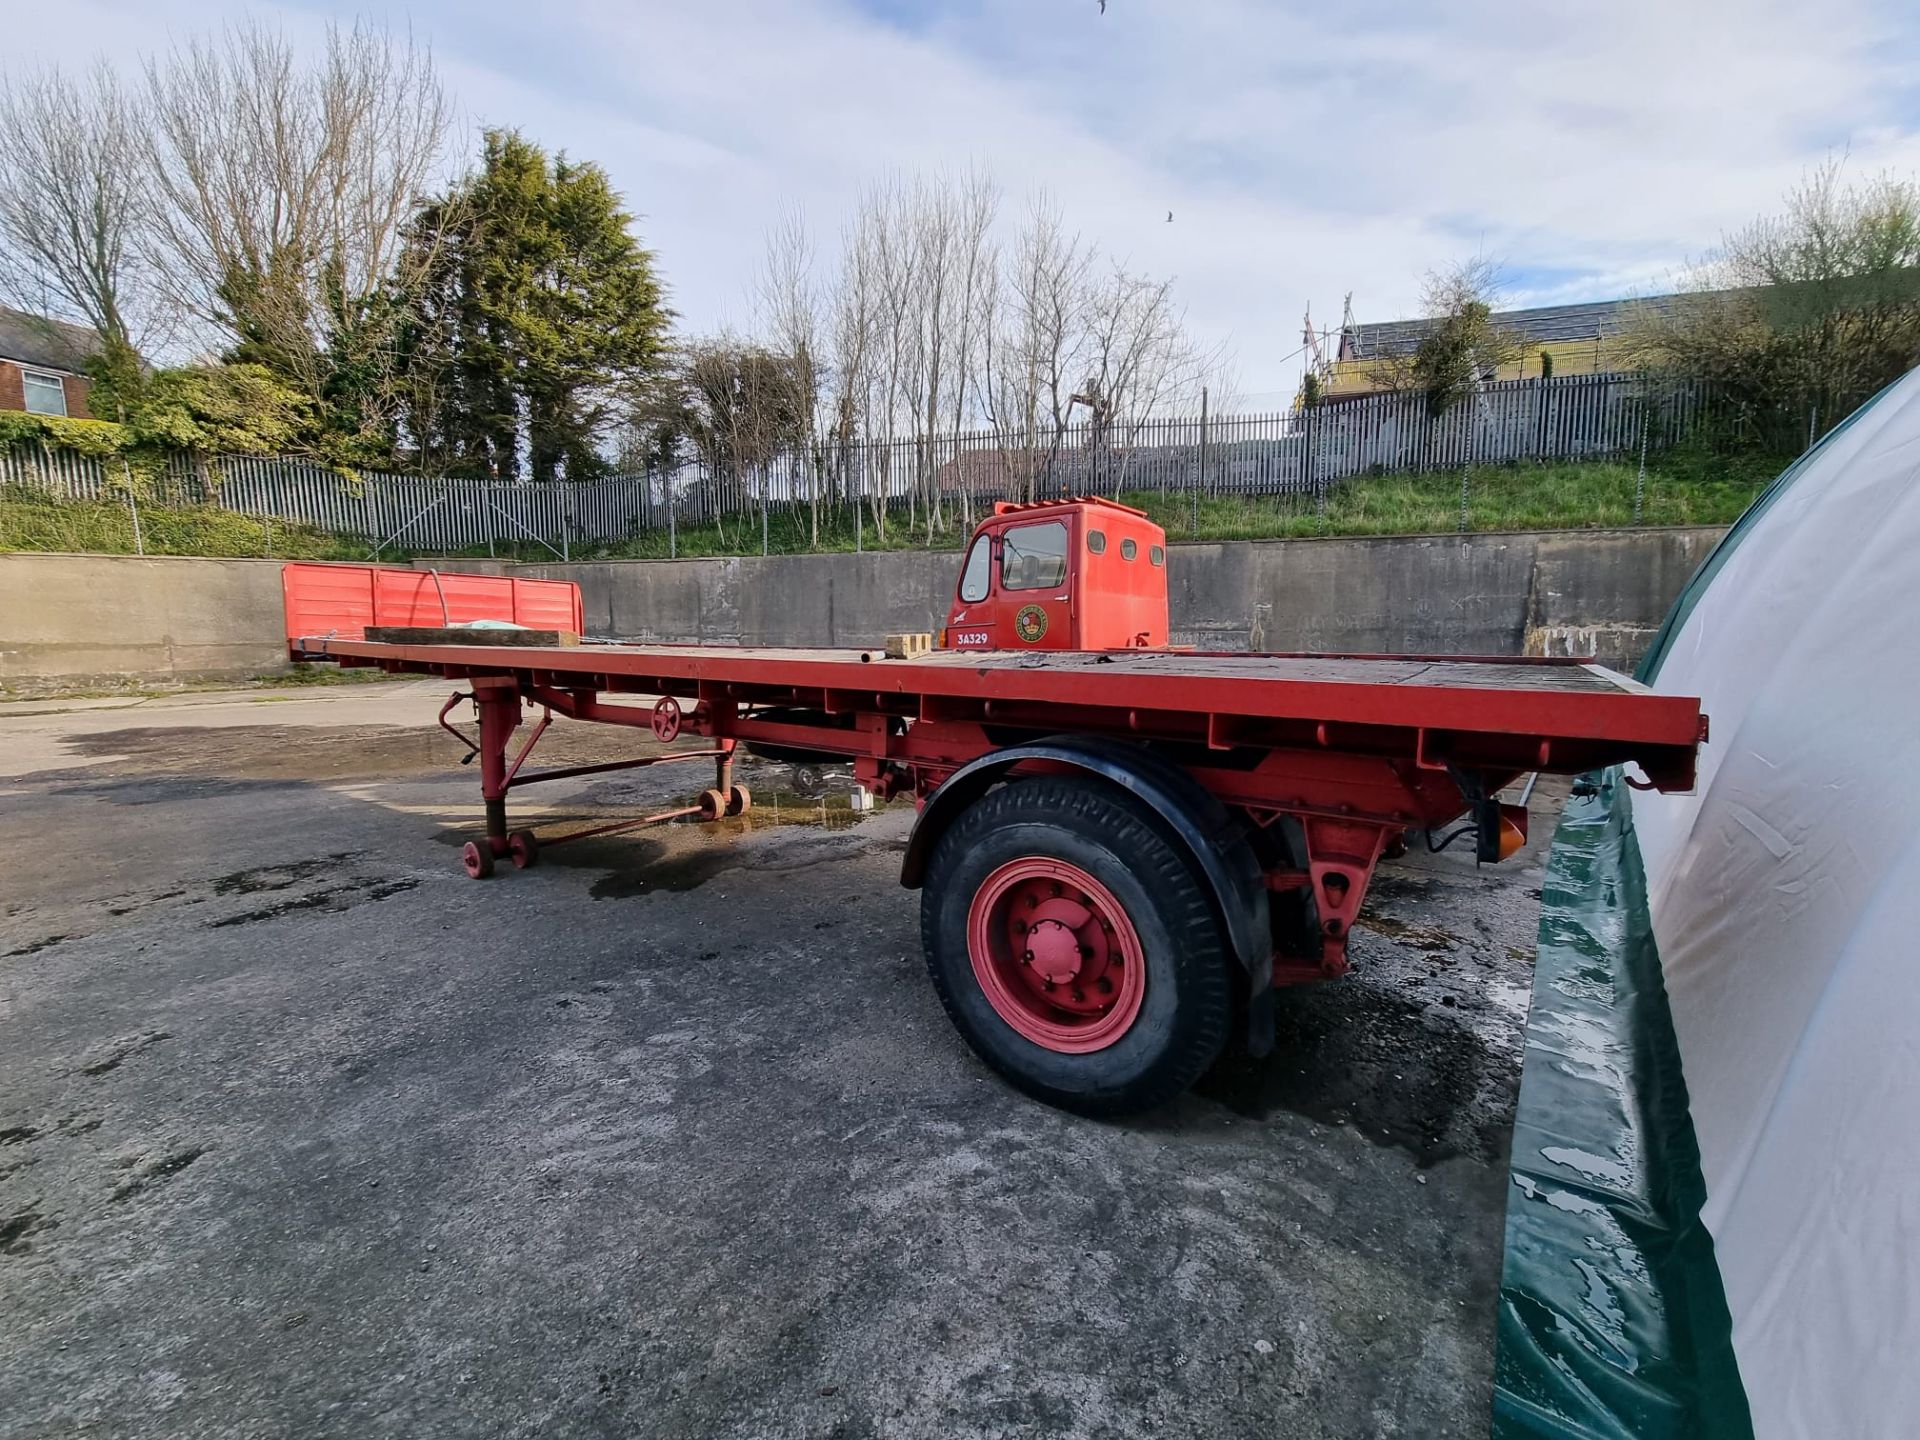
[1319,294,1679,399]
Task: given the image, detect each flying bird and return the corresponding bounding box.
[1098,0,1106,12]
[1167,211,1173,223]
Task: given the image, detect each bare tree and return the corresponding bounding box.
[1716,159,1920,295]
[909,176,957,535]
[811,171,1003,537]
[903,167,1001,538]
[982,194,1091,499]
[0,62,160,389]
[143,20,452,432]
[1367,257,1522,419]
[869,178,921,538]
[944,171,999,529]
[758,206,825,543]
[681,335,806,549]
[1077,263,1214,491]
[1628,159,1920,449]
[824,204,880,534]
[792,169,1202,527]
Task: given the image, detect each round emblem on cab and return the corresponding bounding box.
[1014,604,1049,643]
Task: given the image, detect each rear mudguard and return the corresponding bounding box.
[900,736,1274,1002]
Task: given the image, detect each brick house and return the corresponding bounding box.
[0,306,101,419]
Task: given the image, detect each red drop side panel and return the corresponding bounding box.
[282,564,584,647]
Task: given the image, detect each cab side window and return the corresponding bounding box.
[958,533,992,603]
[1000,521,1069,590]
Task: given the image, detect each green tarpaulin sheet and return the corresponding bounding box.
[1492,773,1751,1440]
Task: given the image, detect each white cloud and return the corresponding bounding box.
[6,0,1918,394]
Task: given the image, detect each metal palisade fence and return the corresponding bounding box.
[2,372,1705,553]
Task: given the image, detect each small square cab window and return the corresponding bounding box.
[1149,545,1165,567]
[1086,529,1107,554]
[1120,537,1138,560]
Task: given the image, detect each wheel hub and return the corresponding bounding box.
[967,858,1146,1054]
[1024,914,1083,985]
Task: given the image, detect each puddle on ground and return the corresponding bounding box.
[726,790,877,831]
[1195,983,1514,1167]
[575,839,733,899]
[1356,914,1461,951]
[431,782,898,899]
[1365,871,1436,902]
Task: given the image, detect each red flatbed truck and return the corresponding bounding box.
[285,498,1707,1116]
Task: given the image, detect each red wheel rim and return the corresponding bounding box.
[966,857,1147,1053]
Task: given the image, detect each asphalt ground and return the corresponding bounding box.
[0,679,1556,1439]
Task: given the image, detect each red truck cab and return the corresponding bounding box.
[942,497,1170,651]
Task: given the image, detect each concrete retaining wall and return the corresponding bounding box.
[515,526,1723,671]
[0,527,1724,695]
[0,553,294,695]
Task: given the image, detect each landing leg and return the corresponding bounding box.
[472,679,522,870]
[716,739,751,816]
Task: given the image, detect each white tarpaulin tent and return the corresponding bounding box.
[1631,367,1920,1439]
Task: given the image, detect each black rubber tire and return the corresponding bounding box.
[920,776,1232,1117]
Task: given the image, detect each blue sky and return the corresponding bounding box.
[9,0,1920,398]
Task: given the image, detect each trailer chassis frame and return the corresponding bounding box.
[433,668,1535,984]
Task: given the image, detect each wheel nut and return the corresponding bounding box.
[1071,988,1085,1003]
[1023,950,1034,962]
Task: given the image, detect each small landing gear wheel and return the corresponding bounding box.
[508,829,540,869]
[697,787,728,821]
[921,776,1230,1117]
[726,784,752,817]
[650,696,683,743]
[462,841,495,879]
